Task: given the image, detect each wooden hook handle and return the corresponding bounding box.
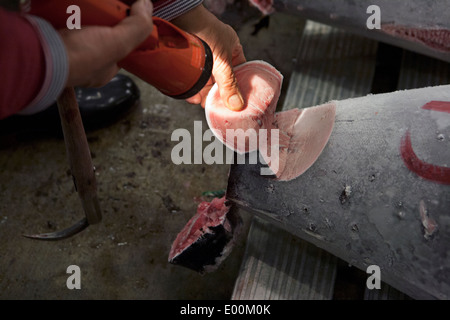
[57,87,102,225]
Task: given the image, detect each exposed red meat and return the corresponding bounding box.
[168,196,242,273]
[205,60,336,181]
[381,24,450,52]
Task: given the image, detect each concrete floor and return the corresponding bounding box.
[0,3,306,299]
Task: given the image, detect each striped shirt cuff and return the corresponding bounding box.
[18,15,68,115]
[153,0,203,21]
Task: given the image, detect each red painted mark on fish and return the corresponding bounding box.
[400,101,450,184]
[400,130,450,185]
[421,101,450,114]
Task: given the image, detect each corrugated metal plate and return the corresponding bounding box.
[232,217,337,300]
[282,20,377,110]
[397,50,450,89]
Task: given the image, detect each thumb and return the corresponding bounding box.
[113,0,154,56]
[213,61,244,111]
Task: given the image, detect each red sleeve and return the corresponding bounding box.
[0,8,46,119]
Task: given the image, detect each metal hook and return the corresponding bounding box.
[23,218,89,241]
[23,87,102,241]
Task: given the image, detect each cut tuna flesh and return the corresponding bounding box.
[205,60,282,154]
[168,196,242,273]
[269,103,336,181]
[205,60,336,181]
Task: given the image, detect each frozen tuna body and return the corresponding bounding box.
[205,60,336,181]
[169,61,335,273]
[168,196,242,273]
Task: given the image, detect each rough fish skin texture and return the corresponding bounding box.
[168,196,242,273]
[205,60,336,181]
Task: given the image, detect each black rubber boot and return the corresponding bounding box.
[0,73,140,138]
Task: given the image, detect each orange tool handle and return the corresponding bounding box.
[29,0,159,47]
[29,0,212,98]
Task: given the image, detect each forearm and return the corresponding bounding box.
[170,3,216,35]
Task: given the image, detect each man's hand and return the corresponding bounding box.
[61,0,154,88]
[172,5,246,111]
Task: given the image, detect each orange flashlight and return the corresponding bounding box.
[28,0,213,99]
